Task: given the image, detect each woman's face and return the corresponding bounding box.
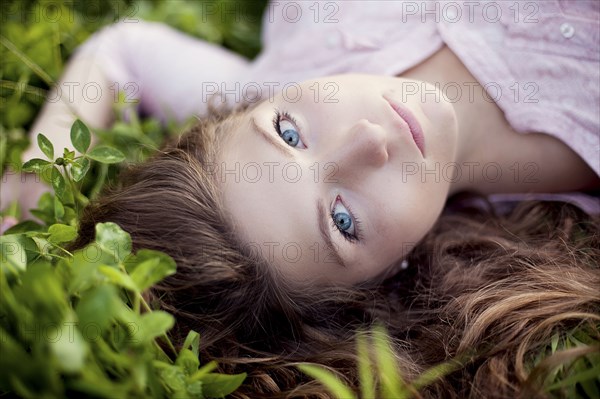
[219,74,458,286]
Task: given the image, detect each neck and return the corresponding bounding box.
[447,81,600,197]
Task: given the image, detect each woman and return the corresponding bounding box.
[7,1,600,397]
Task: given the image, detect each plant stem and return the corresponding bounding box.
[62,163,80,213]
[139,292,178,360]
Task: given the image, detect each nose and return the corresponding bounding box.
[328,119,388,176]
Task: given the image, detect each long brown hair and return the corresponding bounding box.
[70,106,600,398]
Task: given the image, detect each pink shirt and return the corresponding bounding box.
[76,0,599,213]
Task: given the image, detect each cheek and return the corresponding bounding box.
[378,190,445,258]
[430,105,459,162]
[389,213,429,255]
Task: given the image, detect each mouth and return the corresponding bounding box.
[383,94,426,158]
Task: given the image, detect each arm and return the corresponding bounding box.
[22,57,114,162]
[1,56,114,223]
[1,21,250,223]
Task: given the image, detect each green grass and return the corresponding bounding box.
[1,0,266,176]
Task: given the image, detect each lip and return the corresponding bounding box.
[383,94,426,158]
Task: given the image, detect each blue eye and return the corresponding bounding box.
[281,127,299,146]
[333,211,352,231]
[331,196,360,242]
[273,110,305,148]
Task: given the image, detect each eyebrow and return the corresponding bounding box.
[317,199,348,269]
[250,117,293,158]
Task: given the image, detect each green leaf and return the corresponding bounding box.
[16,262,68,322]
[356,332,376,399]
[412,359,464,390]
[580,369,600,399]
[67,250,109,294]
[130,252,176,292]
[87,146,126,164]
[189,360,218,382]
[157,364,187,395]
[111,121,143,139]
[200,372,247,398]
[182,330,200,358]
[54,195,65,220]
[2,221,44,235]
[31,192,56,225]
[546,363,600,391]
[48,224,77,244]
[95,222,132,263]
[138,311,175,342]
[22,158,51,173]
[75,284,121,331]
[51,166,66,201]
[70,119,91,153]
[48,314,88,373]
[373,324,406,399]
[0,328,32,390]
[176,349,200,376]
[186,381,203,398]
[0,234,27,275]
[297,364,356,399]
[551,332,560,354]
[63,149,76,162]
[37,133,54,160]
[31,236,52,258]
[71,157,90,182]
[98,265,138,292]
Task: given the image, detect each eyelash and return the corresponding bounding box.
[272,109,301,140]
[331,197,362,244]
[272,109,362,244]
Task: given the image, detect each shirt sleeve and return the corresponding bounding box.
[74,20,250,122]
